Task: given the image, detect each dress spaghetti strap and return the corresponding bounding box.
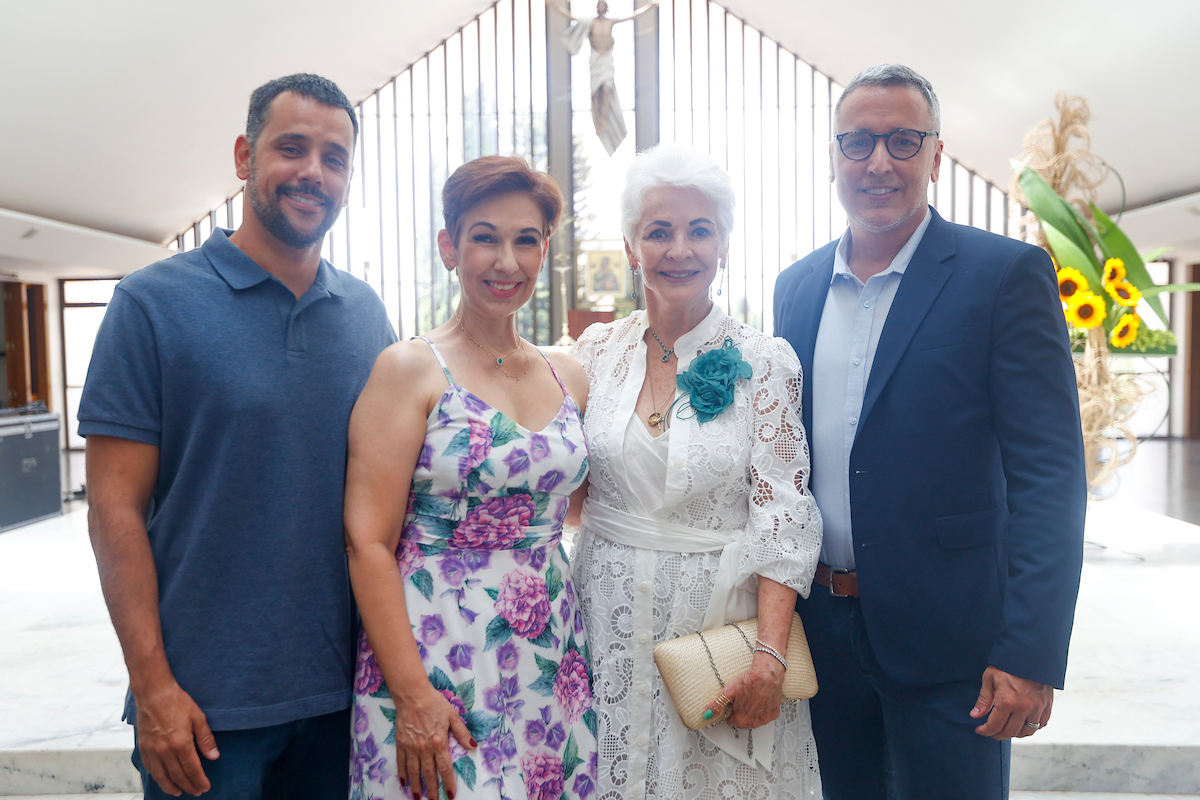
[416,335,455,386]
[536,348,570,397]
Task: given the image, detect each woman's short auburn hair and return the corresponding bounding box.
[442,156,564,243]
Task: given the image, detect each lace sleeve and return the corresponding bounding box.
[567,321,609,387]
[738,336,823,598]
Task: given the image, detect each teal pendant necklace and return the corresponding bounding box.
[649,329,675,362]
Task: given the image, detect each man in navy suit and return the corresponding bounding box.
[773,64,1086,798]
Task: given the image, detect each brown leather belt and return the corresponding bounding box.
[815,563,860,597]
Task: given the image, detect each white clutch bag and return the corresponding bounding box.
[652,612,818,730]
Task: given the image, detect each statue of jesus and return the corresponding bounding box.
[548,0,658,155]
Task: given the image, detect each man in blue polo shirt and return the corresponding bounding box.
[79,74,397,799]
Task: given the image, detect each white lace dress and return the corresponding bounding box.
[569,306,823,800]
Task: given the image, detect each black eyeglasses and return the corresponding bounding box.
[835,129,938,161]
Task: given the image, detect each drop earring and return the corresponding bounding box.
[716,258,726,296]
[630,263,638,301]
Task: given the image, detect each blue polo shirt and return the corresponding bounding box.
[78,228,397,730]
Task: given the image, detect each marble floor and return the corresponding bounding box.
[2,443,1200,795]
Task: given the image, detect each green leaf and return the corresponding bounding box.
[463,710,501,741]
[571,456,589,486]
[382,706,397,723]
[410,568,434,601]
[511,534,536,550]
[535,652,561,680]
[484,616,512,650]
[532,490,551,518]
[1142,282,1200,298]
[466,470,483,492]
[429,666,455,692]
[485,586,500,601]
[384,726,395,746]
[562,732,583,779]
[1041,221,1102,289]
[490,414,522,448]
[528,673,557,696]
[443,427,471,458]
[528,623,555,648]
[413,492,455,519]
[457,678,475,712]
[419,540,449,557]
[1141,247,1173,264]
[582,708,598,738]
[351,783,365,800]
[1091,203,1168,327]
[1017,166,1098,269]
[546,561,564,602]
[453,756,478,791]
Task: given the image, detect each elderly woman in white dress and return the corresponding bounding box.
[567,143,823,799]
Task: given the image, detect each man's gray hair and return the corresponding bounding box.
[621,143,735,243]
[834,64,940,132]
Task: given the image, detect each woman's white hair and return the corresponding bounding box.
[620,143,735,244]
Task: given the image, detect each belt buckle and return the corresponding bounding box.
[827,566,853,598]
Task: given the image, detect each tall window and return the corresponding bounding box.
[60,279,119,450]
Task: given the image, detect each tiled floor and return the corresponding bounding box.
[3,442,1200,795]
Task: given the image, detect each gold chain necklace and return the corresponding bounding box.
[457,312,530,381]
[646,364,675,431]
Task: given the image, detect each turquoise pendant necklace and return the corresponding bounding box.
[649,329,675,362]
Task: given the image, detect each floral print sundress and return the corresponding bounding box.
[351,338,599,800]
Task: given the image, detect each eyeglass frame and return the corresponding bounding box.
[834,129,939,161]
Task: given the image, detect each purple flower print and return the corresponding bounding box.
[354,630,384,696]
[497,730,518,759]
[462,392,492,416]
[553,649,593,724]
[461,550,492,572]
[529,433,551,462]
[452,495,534,550]
[544,721,566,749]
[496,641,520,672]
[524,718,546,746]
[351,733,389,786]
[536,469,565,493]
[458,419,493,480]
[447,643,474,672]
[480,739,506,775]
[353,704,370,736]
[512,546,546,571]
[395,539,424,580]
[459,607,479,625]
[440,688,467,718]
[574,608,585,636]
[573,771,596,799]
[521,748,565,800]
[484,674,525,719]
[494,569,551,639]
[439,555,467,587]
[503,447,531,476]
[416,442,434,471]
[553,496,569,522]
[418,615,446,647]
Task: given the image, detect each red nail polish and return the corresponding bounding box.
[469,738,477,748]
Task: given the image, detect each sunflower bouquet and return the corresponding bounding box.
[1017,164,1198,355]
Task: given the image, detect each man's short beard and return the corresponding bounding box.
[247,161,339,249]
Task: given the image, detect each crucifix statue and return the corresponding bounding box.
[548,0,658,155]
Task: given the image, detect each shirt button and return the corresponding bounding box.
[638,632,649,644]
[639,683,649,695]
[635,735,647,746]
[639,581,650,592]
[854,357,862,366]
[631,786,643,798]
[850,417,858,425]
[673,458,684,469]
[863,300,871,308]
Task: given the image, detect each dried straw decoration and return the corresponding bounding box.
[1013,95,1146,497]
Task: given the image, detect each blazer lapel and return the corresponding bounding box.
[858,211,956,429]
[786,256,834,437]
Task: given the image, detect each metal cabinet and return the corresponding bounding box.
[0,412,62,531]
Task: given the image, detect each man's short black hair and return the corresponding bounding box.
[246,73,359,151]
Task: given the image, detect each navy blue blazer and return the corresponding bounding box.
[774,208,1086,689]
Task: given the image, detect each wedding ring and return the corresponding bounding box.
[1024,721,1041,730]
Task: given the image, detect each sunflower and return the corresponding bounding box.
[1105,279,1141,307]
[1057,268,1089,302]
[1110,313,1140,348]
[1065,292,1106,328]
[1103,258,1126,284]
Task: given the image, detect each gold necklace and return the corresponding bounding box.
[457,312,530,381]
[646,364,675,431]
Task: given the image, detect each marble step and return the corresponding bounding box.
[3,745,1200,796]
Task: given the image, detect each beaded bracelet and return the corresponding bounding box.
[753,640,788,671]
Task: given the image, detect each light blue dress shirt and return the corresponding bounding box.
[810,209,933,570]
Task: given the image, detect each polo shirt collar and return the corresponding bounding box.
[831,206,933,285]
[205,227,347,298]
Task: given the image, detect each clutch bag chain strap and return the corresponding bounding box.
[696,623,755,758]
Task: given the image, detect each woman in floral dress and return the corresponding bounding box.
[346,156,598,800]
[568,144,823,799]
